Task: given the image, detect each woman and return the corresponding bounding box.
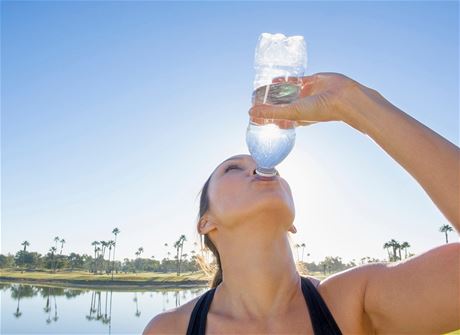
[144,73,459,334]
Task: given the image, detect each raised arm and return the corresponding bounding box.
[343,80,459,228]
[250,72,460,230]
[250,73,460,333]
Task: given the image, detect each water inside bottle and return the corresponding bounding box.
[246,122,296,171]
[252,82,301,105]
[247,82,299,173]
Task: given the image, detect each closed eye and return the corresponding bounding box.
[224,164,242,173]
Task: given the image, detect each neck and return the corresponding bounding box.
[214,230,300,320]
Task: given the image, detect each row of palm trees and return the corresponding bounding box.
[294,243,309,263]
[381,224,455,262]
[91,228,120,277]
[164,234,189,276]
[382,239,411,261]
[18,224,454,272]
[20,237,67,272]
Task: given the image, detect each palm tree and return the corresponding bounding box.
[59,239,65,255]
[383,242,392,261]
[111,228,120,279]
[20,241,30,269]
[21,241,30,252]
[294,244,300,262]
[396,241,402,261]
[439,224,454,243]
[135,247,144,258]
[173,235,187,276]
[49,247,57,272]
[100,241,108,260]
[389,239,400,261]
[300,243,306,262]
[54,236,60,249]
[91,241,100,274]
[107,240,115,273]
[400,241,411,259]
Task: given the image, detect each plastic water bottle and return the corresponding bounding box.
[246,33,307,177]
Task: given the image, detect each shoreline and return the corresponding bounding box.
[0,271,211,290]
[0,277,209,290]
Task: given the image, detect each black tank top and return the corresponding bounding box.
[186,276,342,335]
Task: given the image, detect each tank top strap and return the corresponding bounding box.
[186,278,342,335]
[186,287,216,335]
[300,276,343,335]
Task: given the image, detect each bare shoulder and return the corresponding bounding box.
[315,264,384,333]
[143,295,202,335]
[318,262,382,291]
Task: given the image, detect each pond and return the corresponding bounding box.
[0,282,207,334]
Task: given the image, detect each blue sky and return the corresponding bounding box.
[2,1,458,263]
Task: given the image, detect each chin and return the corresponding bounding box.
[247,196,295,224]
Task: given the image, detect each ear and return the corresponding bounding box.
[198,215,218,235]
[288,225,297,234]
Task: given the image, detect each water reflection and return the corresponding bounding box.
[1,283,207,334]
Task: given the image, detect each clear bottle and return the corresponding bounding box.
[246,33,307,177]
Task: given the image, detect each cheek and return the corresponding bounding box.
[208,182,249,220]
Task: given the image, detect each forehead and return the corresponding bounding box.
[220,154,252,166]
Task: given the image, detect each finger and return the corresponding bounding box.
[249,96,321,122]
[250,116,297,129]
[299,75,318,97]
[297,121,318,127]
[272,76,301,84]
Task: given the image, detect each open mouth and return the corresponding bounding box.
[253,173,277,182]
[252,168,279,181]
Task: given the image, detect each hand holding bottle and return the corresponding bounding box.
[249,72,380,132]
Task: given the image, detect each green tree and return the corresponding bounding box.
[300,243,306,262]
[49,247,57,272]
[0,254,15,268]
[107,240,115,273]
[388,239,401,261]
[396,241,402,261]
[59,239,66,255]
[111,227,120,279]
[21,241,30,252]
[319,256,347,274]
[54,236,60,249]
[439,224,454,243]
[383,242,392,261]
[99,241,108,273]
[173,235,187,276]
[401,241,411,259]
[68,253,84,270]
[20,241,30,269]
[91,241,100,274]
[135,247,144,258]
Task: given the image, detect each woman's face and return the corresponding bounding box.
[205,154,295,231]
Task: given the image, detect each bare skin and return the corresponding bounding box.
[144,73,459,334]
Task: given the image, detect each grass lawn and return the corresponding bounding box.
[0,269,210,287]
[0,269,327,282]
